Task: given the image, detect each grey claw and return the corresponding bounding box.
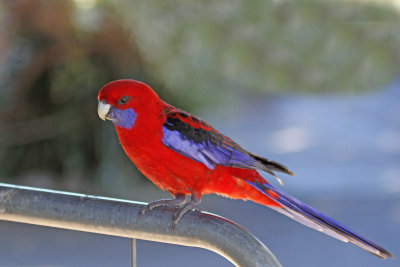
[139,206,149,220]
[171,213,181,229]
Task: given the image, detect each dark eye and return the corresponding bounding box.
[118,96,130,105]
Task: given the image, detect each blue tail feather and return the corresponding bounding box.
[247,181,393,259]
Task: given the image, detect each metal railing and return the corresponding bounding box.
[0,183,281,267]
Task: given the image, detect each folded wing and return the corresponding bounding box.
[161,109,293,177]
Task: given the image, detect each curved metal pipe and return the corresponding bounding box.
[0,183,281,267]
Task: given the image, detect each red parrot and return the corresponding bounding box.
[97,79,393,259]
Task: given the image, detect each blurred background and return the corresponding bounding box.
[0,0,399,266]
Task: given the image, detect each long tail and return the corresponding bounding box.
[247,181,393,259]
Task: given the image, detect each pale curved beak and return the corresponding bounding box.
[97,100,111,121]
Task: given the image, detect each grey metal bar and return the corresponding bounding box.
[131,238,136,267]
[0,183,281,267]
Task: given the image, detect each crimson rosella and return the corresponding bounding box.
[97,79,393,259]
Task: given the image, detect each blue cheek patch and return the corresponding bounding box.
[109,108,137,129]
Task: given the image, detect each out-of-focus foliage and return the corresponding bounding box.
[0,0,399,194]
[119,0,400,104]
[0,0,145,193]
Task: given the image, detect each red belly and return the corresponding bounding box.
[117,127,280,207]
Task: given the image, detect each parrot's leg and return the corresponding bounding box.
[139,193,187,220]
[171,192,201,229]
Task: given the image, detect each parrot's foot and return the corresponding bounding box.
[171,193,201,229]
[139,193,187,220]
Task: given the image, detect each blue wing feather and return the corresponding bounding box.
[162,117,252,169]
[161,109,293,175]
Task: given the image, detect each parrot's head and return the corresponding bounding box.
[97,79,161,129]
